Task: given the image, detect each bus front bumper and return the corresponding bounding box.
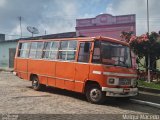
[102,87,138,97]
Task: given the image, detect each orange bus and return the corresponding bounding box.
[14,36,138,104]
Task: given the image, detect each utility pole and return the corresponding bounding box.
[147,0,151,83]
[147,0,149,33]
[18,16,22,38]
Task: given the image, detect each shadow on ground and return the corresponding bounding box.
[26,86,160,114]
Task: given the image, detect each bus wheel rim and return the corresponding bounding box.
[90,88,101,101]
[33,79,38,87]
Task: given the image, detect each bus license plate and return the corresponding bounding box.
[123,89,130,93]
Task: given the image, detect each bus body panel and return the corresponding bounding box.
[28,59,56,85]
[16,58,28,80]
[89,64,107,87]
[55,61,75,91]
[74,63,90,92]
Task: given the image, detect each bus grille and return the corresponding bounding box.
[119,78,131,86]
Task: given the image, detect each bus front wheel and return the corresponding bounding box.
[86,84,106,104]
[31,76,44,91]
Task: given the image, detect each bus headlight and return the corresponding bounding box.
[107,77,119,85]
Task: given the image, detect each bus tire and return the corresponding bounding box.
[31,76,45,91]
[85,84,106,104]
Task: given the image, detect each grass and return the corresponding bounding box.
[138,80,160,90]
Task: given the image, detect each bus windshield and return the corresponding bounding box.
[93,41,132,68]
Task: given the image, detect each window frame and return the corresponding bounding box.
[58,40,77,61]
[18,42,31,58]
[17,40,79,62]
[29,42,38,59]
[42,41,59,59]
[77,41,93,63]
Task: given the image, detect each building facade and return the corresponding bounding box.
[76,14,136,39]
[0,41,17,68]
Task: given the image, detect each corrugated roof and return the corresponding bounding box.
[0,32,76,43]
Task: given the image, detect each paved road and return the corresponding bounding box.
[0,72,159,119]
[133,91,160,104]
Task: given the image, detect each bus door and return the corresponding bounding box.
[74,41,93,92]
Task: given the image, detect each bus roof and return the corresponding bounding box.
[18,36,128,46]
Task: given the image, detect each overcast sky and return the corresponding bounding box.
[0,0,160,40]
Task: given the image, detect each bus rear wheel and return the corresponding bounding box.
[85,84,106,104]
[31,76,45,91]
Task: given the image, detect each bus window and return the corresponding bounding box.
[18,42,30,58]
[78,42,91,62]
[36,42,44,59]
[92,41,101,63]
[42,42,51,59]
[67,41,77,60]
[49,41,59,59]
[29,42,37,58]
[58,41,77,61]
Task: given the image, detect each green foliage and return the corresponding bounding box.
[121,31,160,60]
[138,80,160,90]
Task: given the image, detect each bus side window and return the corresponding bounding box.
[67,41,77,60]
[92,41,101,63]
[78,42,91,63]
[58,41,77,61]
[49,41,59,60]
[29,42,37,58]
[36,42,44,59]
[42,42,51,59]
[58,41,68,60]
[18,42,30,58]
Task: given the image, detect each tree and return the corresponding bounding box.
[121,31,160,82]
